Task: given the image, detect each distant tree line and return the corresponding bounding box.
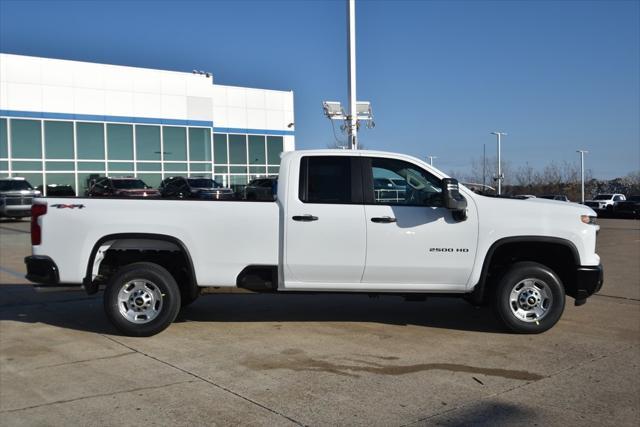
[454,156,640,201]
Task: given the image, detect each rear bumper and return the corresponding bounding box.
[574,264,604,305]
[25,256,83,291]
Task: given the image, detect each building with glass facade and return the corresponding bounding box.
[0,53,295,195]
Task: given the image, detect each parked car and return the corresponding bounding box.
[244,177,277,201]
[36,184,76,197]
[159,177,234,200]
[540,195,570,202]
[87,177,160,198]
[613,195,640,219]
[26,149,603,337]
[0,177,40,219]
[584,194,625,212]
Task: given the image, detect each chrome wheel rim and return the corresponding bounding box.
[117,279,163,324]
[509,278,553,323]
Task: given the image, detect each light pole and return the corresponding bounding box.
[577,150,588,204]
[347,0,357,150]
[491,131,507,195]
[427,155,437,166]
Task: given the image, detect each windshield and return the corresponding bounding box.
[112,179,148,189]
[594,195,613,200]
[188,178,219,188]
[0,180,33,191]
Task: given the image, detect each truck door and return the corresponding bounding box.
[361,156,478,289]
[283,155,366,289]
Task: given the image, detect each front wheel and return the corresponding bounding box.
[104,262,181,336]
[493,262,565,334]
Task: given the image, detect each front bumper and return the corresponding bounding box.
[574,264,604,305]
[0,205,32,218]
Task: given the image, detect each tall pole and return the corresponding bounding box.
[482,144,486,189]
[427,155,437,166]
[491,131,507,195]
[577,150,588,204]
[347,0,358,150]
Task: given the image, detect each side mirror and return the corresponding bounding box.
[441,178,467,219]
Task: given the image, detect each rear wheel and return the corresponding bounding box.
[493,262,565,333]
[104,262,181,336]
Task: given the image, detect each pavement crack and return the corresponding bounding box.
[21,351,137,372]
[102,335,304,426]
[0,380,196,414]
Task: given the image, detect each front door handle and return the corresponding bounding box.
[292,215,319,222]
[371,216,397,223]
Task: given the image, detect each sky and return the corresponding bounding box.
[0,0,638,179]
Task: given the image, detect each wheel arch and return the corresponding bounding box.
[84,233,198,296]
[470,236,580,304]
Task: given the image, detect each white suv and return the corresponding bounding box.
[585,194,625,211]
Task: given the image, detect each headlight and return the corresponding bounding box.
[581,215,597,225]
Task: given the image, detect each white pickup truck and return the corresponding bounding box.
[25,150,603,336]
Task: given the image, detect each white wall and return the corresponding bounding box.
[0,53,295,148]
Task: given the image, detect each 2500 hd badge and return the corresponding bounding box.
[430,247,470,253]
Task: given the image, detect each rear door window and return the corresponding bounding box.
[299,156,362,204]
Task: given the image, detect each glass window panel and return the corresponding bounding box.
[229,175,248,193]
[0,161,8,171]
[108,162,134,171]
[248,135,266,164]
[213,133,228,164]
[44,121,74,159]
[230,166,247,174]
[78,173,103,195]
[12,161,42,171]
[213,174,228,187]
[78,161,105,171]
[0,118,8,158]
[137,162,161,171]
[77,122,104,159]
[214,165,228,174]
[16,173,43,189]
[11,119,42,158]
[188,128,211,161]
[107,124,133,160]
[45,173,75,196]
[136,125,161,161]
[45,161,74,171]
[267,136,284,165]
[136,173,161,188]
[228,134,247,164]
[190,163,212,172]
[267,166,280,175]
[249,166,266,174]
[163,126,187,161]
[164,163,187,172]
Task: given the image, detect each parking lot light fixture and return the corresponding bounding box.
[577,150,589,204]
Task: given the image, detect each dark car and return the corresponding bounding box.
[159,176,234,200]
[614,195,640,219]
[0,178,41,219]
[540,195,570,202]
[37,184,76,197]
[244,177,277,201]
[87,177,160,198]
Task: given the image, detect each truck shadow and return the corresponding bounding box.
[0,286,505,335]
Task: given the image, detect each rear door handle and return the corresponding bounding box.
[292,215,319,222]
[371,216,397,223]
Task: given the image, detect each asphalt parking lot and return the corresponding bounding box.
[0,218,638,426]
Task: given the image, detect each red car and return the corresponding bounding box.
[87,177,161,198]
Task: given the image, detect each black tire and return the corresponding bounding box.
[493,261,565,334]
[104,262,181,337]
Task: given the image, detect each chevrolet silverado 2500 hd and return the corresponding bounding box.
[25,150,603,336]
